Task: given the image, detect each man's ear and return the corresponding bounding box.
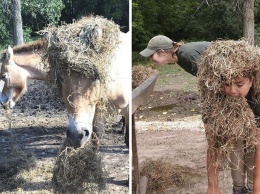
[172,51,178,59]
[173,47,178,53]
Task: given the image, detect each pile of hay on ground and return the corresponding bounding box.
[41,15,121,95]
[198,39,260,154]
[132,65,157,89]
[137,158,197,193]
[52,139,106,194]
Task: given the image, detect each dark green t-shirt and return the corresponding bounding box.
[176,41,210,76]
[246,90,260,122]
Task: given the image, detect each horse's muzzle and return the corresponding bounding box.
[66,125,92,147]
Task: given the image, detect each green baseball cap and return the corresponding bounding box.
[140,35,173,57]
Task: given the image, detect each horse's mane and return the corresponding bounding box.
[1,39,47,59]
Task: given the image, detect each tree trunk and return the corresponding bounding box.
[242,0,254,45]
[12,0,23,45]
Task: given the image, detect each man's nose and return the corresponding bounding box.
[230,85,238,94]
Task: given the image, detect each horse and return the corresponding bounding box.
[0,30,130,148]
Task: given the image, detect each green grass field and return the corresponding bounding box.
[133,61,198,93]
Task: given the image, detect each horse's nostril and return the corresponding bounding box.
[66,130,70,136]
[79,133,83,140]
[84,130,89,137]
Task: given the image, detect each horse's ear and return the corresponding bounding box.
[44,32,54,47]
[93,24,102,39]
[5,46,14,60]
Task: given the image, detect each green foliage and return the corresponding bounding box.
[22,0,64,31]
[185,0,243,40]
[23,27,33,43]
[132,0,249,53]
[132,51,151,66]
[0,0,129,49]
[0,0,64,49]
[0,6,12,50]
[60,0,129,32]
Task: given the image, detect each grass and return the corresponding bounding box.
[133,61,198,93]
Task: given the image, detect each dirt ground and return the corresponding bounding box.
[134,69,233,194]
[0,80,129,194]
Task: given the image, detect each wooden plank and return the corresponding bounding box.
[132,113,140,194]
[132,72,159,194]
[132,72,159,113]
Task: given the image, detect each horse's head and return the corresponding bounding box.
[0,46,28,109]
[63,73,101,147]
[0,42,47,109]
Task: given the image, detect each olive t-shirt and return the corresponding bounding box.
[176,41,210,76]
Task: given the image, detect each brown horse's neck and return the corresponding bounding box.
[7,39,49,81]
[20,64,48,80]
[13,52,48,80]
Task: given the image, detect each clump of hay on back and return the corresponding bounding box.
[53,139,106,194]
[138,158,197,193]
[197,39,260,157]
[41,15,121,96]
[132,65,157,89]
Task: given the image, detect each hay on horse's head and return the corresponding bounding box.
[198,39,260,156]
[42,15,121,95]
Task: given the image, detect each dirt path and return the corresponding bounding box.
[135,118,232,193]
[134,69,233,194]
[0,80,129,194]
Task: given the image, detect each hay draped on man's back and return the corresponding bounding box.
[42,15,121,95]
[197,39,260,154]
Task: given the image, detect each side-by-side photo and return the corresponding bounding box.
[0,0,130,194]
[132,1,260,194]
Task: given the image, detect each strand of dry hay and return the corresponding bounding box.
[205,96,258,152]
[40,15,121,96]
[198,39,260,160]
[138,158,200,193]
[53,138,107,194]
[132,65,157,89]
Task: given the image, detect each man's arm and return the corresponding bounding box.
[205,123,221,194]
[254,129,260,193]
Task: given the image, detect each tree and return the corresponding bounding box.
[242,0,254,45]
[11,0,23,45]
[0,0,64,49]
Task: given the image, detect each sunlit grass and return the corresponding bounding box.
[132,61,198,93]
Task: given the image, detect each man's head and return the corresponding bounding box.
[224,75,253,97]
[140,35,173,57]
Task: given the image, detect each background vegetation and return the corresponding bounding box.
[0,0,129,50]
[132,0,260,64]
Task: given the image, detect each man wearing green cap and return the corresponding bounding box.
[140,35,210,76]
